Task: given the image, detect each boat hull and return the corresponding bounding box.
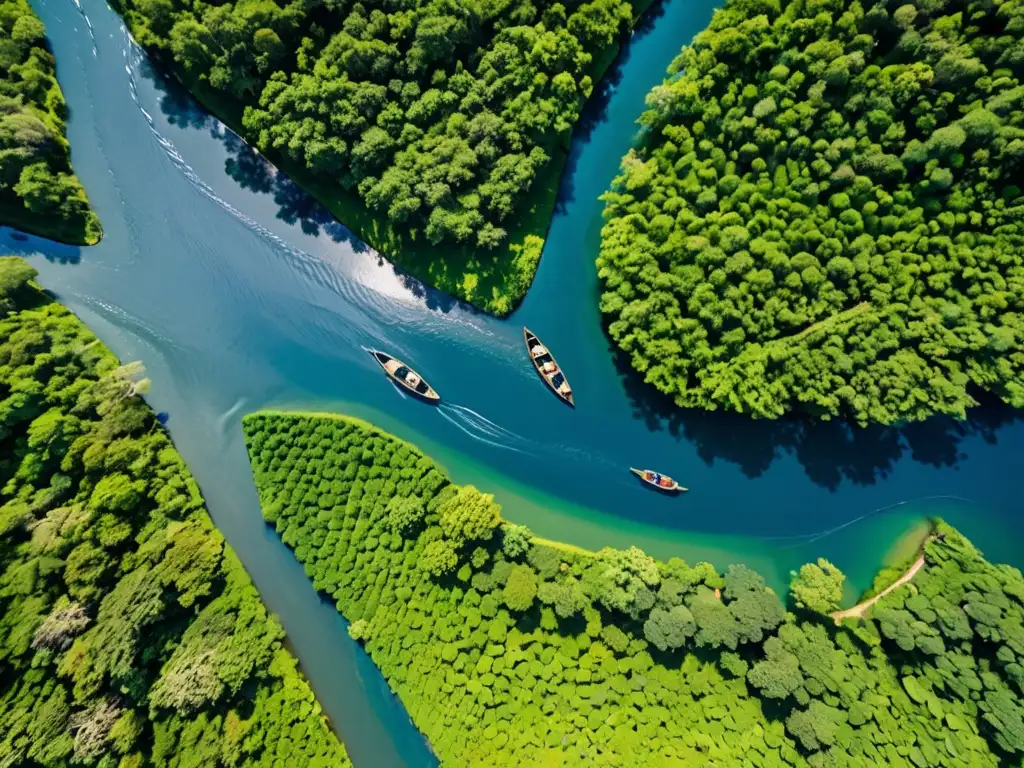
[524,327,574,407]
[629,467,686,493]
[371,351,440,403]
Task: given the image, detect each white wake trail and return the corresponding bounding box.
[764,494,980,549]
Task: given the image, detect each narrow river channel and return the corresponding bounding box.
[9,0,1024,763]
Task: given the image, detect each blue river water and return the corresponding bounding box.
[9,0,1024,763]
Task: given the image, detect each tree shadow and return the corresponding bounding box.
[135,59,471,315]
[2,228,82,264]
[216,127,372,254]
[394,269,462,314]
[607,334,1023,490]
[147,65,215,132]
[554,0,670,215]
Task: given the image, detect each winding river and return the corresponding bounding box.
[10,0,1024,763]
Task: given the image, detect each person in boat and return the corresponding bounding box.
[405,371,421,388]
[531,343,548,359]
[659,476,674,488]
[557,381,571,397]
[648,471,661,484]
[542,361,558,375]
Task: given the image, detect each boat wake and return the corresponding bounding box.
[762,494,979,549]
[69,0,98,56]
[216,398,248,436]
[436,405,531,455]
[437,404,621,471]
[118,33,409,330]
[76,294,187,355]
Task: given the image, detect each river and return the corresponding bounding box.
[9,0,1024,764]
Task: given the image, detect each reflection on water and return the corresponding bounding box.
[612,338,1024,490]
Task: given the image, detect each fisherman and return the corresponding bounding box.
[531,344,548,359]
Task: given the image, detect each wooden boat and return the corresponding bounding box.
[370,350,440,403]
[630,467,687,493]
[523,327,574,407]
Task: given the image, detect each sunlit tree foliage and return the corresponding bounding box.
[0,0,100,244]
[116,0,638,311]
[598,0,1024,425]
[245,410,1024,766]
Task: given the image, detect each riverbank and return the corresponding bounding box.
[853,518,934,602]
[0,0,102,248]
[20,0,1024,760]
[113,0,659,317]
[0,260,349,767]
[244,409,1024,767]
[831,551,927,622]
[829,518,935,622]
[0,203,102,247]
[246,409,932,598]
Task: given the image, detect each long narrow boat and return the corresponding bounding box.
[629,467,687,493]
[370,350,440,403]
[523,327,574,407]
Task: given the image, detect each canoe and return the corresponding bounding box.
[523,327,574,407]
[629,467,687,493]
[370,350,440,403]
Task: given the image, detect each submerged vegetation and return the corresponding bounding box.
[246,410,1024,767]
[115,0,644,314]
[0,0,101,245]
[0,259,348,766]
[598,0,1024,425]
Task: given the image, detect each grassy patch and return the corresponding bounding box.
[856,518,935,602]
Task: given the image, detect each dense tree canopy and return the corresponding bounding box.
[0,0,100,244]
[598,0,1024,424]
[0,259,348,766]
[245,410,1024,766]
[790,557,846,614]
[117,0,640,313]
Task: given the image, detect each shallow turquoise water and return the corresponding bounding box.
[9,0,1024,763]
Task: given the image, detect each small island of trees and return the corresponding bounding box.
[245,410,1024,766]
[115,0,644,314]
[597,0,1023,425]
[0,258,347,766]
[0,0,101,245]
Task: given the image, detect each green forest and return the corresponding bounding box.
[597,0,1024,425]
[245,409,1024,767]
[115,0,642,314]
[0,258,348,766]
[0,0,101,245]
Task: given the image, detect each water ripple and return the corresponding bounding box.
[765,495,980,549]
[120,33,399,333]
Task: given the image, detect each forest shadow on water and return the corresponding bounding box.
[136,57,466,315]
[1,228,82,264]
[607,336,1024,490]
[142,59,363,249]
[553,0,671,214]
